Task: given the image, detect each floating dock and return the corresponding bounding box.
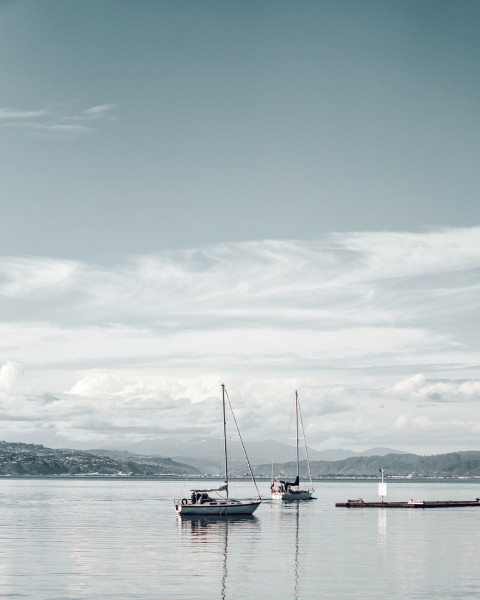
[336,498,480,509]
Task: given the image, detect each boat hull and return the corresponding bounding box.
[174,499,261,515]
[271,489,314,501]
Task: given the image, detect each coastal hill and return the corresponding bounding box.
[0,441,199,476]
[254,451,480,479]
[1,440,480,478]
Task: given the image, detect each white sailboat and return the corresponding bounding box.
[271,391,315,501]
[174,384,262,516]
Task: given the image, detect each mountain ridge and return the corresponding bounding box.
[114,436,407,472]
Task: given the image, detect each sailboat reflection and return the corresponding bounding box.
[273,502,302,600]
[178,514,259,535]
[178,515,260,599]
[293,504,300,600]
[292,503,300,599]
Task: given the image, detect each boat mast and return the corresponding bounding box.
[224,386,262,500]
[222,384,229,498]
[295,390,300,481]
[297,393,314,492]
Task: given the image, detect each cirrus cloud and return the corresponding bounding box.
[0,102,117,139]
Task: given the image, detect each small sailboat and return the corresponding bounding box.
[174,384,262,516]
[271,391,315,501]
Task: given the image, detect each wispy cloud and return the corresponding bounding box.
[0,102,117,138]
[84,104,117,117]
[0,108,48,120]
[1,226,478,335]
[0,226,478,370]
[0,257,78,295]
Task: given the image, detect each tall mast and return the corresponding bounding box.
[297,394,314,492]
[295,390,299,480]
[222,384,229,498]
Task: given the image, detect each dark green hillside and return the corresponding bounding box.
[0,441,199,476]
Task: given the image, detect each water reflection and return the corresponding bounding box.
[294,503,299,600]
[177,515,260,599]
[178,514,259,536]
[270,501,305,600]
[378,508,387,548]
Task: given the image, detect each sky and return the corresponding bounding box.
[0,0,479,455]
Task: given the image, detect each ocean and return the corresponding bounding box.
[0,478,479,599]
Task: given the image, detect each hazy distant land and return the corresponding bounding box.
[1,440,480,479]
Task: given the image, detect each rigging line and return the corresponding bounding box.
[297,396,314,492]
[224,387,262,499]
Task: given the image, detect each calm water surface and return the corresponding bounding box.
[0,478,479,599]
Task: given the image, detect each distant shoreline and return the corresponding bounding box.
[1,475,479,482]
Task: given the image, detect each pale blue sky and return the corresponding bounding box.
[1,0,479,258]
[0,1,479,454]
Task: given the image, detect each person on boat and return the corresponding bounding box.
[271,481,285,493]
[280,475,299,493]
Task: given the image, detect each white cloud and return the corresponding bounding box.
[458,381,480,397]
[0,226,479,451]
[394,414,408,429]
[386,373,480,403]
[0,361,22,392]
[387,374,427,396]
[69,372,125,397]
